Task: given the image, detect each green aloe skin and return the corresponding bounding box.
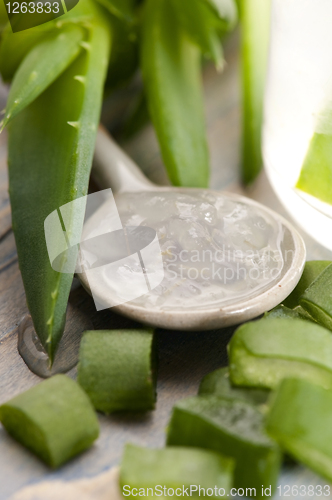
[240,0,271,184]
[283,260,332,309]
[267,377,332,483]
[0,0,237,362]
[0,375,99,468]
[167,395,281,497]
[300,263,332,331]
[228,317,332,390]
[77,329,157,414]
[120,444,234,497]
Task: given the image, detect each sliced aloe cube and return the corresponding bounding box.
[0,375,99,468]
[77,329,157,414]
[120,444,234,497]
[199,367,270,407]
[228,317,332,390]
[265,304,314,322]
[283,260,331,309]
[267,377,332,482]
[167,395,281,496]
[300,264,332,330]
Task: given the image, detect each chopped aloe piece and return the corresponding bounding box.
[267,377,332,482]
[77,329,157,414]
[228,317,332,390]
[0,375,99,468]
[300,264,332,331]
[120,444,234,497]
[265,304,315,322]
[199,367,270,407]
[283,260,332,309]
[167,395,281,496]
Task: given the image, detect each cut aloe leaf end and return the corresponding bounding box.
[120,444,234,497]
[77,329,157,414]
[167,395,281,496]
[283,260,332,309]
[300,263,332,331]
[0,375,99,468]
[266,377,332,483]
[199,366,270,407]
[228,317,332,390]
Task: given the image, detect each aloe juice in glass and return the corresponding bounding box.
[263,0,332,250]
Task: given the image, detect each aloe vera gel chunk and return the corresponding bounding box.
[0,375,99,468]
[300,263,332,330]
[167,395,281,496]
[77,329,157,414]
[120,444,234,498]
[228,317,332,390]
[267,377,332,482]
[283,260,331,309]
[199,367,269,407]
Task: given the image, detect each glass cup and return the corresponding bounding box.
[263,0,332,250]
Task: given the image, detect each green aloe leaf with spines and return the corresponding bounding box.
[7,2,111,362]
[141,0,210,188]
[1,24,85,131]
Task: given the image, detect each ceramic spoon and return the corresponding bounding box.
[78,127,306,331]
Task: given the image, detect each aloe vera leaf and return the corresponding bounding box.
[206,0,238,29]
[1,25,85,131]
[167,395,281,496]
[300,263,332,330]
[283,260,332,309]
[228,317,332,390]
[141,0,209,188]
[240,0,271,185]
[198,367,270,406]
[0,0,8,30]
[120,444,234,495]
[266,377,332,482]
[171,0,224,69]
[77,329,157,414]
[8,13,111,362]
[296,130,332,204]
[0,22,58,82]
[0,375,99,468]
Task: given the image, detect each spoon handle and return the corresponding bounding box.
[92,126,155,193]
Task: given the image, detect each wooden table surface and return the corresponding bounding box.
[0,33,331,499]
